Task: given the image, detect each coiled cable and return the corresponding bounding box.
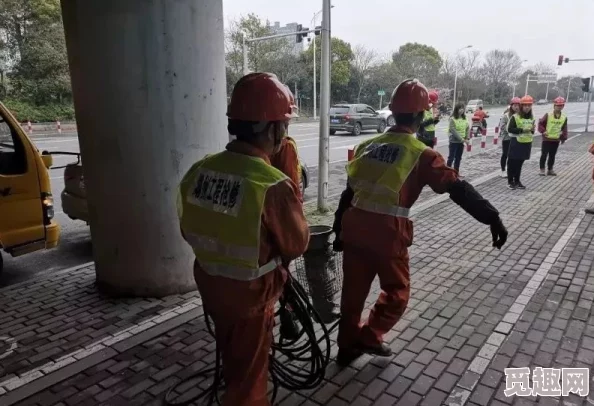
[164,273,340,405]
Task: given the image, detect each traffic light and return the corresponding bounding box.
[295,24,309,43]
[582,77,591,93]
[558,55,564,66]
[314,25,322,36]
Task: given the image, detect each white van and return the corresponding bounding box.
[466,99,483,114]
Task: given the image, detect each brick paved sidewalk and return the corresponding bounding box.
[1,132,594,406]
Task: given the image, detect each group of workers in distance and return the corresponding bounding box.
[423,91,569,190]
[176,72,508,405]
[498,95,568,189]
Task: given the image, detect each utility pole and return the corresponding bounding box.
[313,33,317,120]
[566,78,571,101]
[586,76,593,132]
[545,82,550,100]
[317,0,331,211]
[525,74,530,96]
[242,34,249,75]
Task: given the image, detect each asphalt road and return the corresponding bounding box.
[1,101,592,286]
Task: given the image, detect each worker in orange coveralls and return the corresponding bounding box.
[270,88,302,201]
[177,72,310,405]
[332,79,508,366]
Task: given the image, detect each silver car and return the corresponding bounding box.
[377,105,395,127]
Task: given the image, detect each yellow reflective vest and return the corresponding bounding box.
[177,151,288,281]
[453,117,469,141]
[423,109,435,132]
[511,114,535,144]
[545,112,567,140]
[346,132,427,218]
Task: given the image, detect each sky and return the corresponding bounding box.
[223,0,594,78]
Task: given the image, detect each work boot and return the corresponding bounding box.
[539,168,546,176]
[516,182,526,190]
[585,208,594,215]
[358,342,392,357]
[547,169,557,176]
[336,348,363,367]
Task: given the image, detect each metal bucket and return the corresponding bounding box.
[299,225,341,324]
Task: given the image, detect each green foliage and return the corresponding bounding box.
[392,43,442,85]
[0,0,71,106]
[3,98,74,122]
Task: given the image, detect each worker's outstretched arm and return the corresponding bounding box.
[332,184,354,251]
[420,150,507,249]
[448,180,507,249]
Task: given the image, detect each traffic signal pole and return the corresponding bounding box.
[241,28,315,75]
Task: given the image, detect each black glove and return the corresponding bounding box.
[490,218,508,249]
[332,238,343,252]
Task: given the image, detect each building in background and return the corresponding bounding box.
[268,21,303,57]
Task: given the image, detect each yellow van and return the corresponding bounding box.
[0,101,60,273]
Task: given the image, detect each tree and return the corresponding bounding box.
[392,43,442,86]
[481,49,523,104]
[225,14,302,96]
[302,36,354,103]
[351,44,378,102]
[0,0,71,105]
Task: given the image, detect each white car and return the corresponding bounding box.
[377,106,395,127]
[466,99,483,114]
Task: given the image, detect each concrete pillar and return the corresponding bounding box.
[60,0,227,296]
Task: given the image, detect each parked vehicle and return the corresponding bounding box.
[61,155,310,223]
[536,99,548,105]
[0,102,59,273]
[377,105,395,127]
[329,104,387,136]
[466,99,484,114]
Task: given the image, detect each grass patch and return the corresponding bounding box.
[304,202,337,226]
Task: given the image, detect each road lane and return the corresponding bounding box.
[1,102,591,286]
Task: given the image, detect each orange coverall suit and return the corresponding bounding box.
[192,140,310,406]
[270,136,302,201]
[590,143,594,181]
[337,126,458,350]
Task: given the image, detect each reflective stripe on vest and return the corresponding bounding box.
[177,151,288,281]
[423,109,435,132]
[545,112,566,140]
[453,118,469,139]
[513,114,535,143]
[346,132,426,218]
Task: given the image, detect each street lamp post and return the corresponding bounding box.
[452,45,472,108]
[317,0,331,211]
[312,5,334,120]
[512,60,528,98]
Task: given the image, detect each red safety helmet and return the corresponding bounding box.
[520,95,534,105]
[428,91,439,104]
[510,97,521,104]
[554,96,565,106]
[227,72,295,121]
[389,79,430,114]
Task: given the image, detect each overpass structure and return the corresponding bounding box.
[61,0,227,296]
